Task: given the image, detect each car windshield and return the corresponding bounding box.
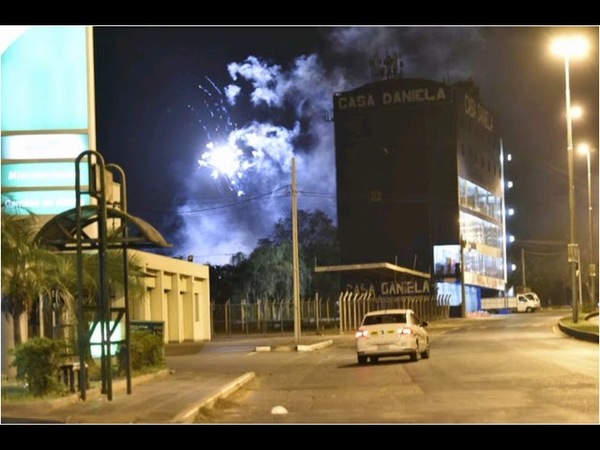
[363,313,406,326]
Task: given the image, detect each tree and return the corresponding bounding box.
[207,209,339,304]
[40,249,147,343]
[209,252,251,304]
[523,250,569,308]
[1,210,60,377]
[2,207,148,377]
[271,209,339,299]
[248,239,298,301]
[1,210,58,346]
[272,209,338,259]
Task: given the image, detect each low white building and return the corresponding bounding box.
[129,249,211,343]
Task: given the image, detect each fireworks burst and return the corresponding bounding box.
[178,52,345,264]
[193,69,299,198]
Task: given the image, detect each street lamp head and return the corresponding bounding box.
[577,143,591,156]
[551,37,588,59]
[571,105,583,119]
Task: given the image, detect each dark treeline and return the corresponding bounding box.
[208,209,341,304]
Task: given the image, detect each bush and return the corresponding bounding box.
[581,303,598,314]
[116,330,165,375]
[11,337,66,397]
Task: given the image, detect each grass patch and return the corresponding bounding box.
[1,380,36,402]
[1,364,165,403]
[1,376,103,403]
[560,317,599,334]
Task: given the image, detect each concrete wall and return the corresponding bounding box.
[128,249,211,343]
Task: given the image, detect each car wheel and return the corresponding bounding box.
[421,344,430,359]
[410,350,419,362]
[357,355,368,365]
[370,356,379,364]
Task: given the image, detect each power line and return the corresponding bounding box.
[133,186,337,216]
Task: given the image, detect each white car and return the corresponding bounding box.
[355,309,430,365]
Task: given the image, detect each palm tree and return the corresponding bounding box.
[38,253,77,341]
[74,248,147,323]
[41,249,147,340]
[39,226,146,341]
[1,210,60,377]
[2,207,148,377]
[1,210,58,346]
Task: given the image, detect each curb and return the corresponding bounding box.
[170,371,256,424]
[557,313,599,344]
[254,340,334,353]
[297,340,333,352]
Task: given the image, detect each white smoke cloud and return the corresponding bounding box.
[227,56,283,107]
[224,84,241,105]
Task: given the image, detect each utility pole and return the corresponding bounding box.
[292,158,301,344]
[460,236,467,318]
[521,248,526,290]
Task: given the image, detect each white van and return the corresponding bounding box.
[481,293,541,313]
[523,292,541,306]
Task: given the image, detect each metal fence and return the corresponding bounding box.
[210,293,452,336]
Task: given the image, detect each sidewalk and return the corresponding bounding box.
[0,335,339,424]
[1,369,256,424]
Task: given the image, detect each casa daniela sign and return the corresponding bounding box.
[345,279,434,298]
[336,86,448,109]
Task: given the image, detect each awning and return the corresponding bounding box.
[35,205,171,250]
[314,262,430,279]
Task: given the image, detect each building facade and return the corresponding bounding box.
[129,249,211,343]
[332,77,507,312]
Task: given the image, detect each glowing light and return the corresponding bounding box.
[551,37,588,59]
[571,105,583,119]
[199,142,243,180]
[577,143,590,156]
[193,70,301,199]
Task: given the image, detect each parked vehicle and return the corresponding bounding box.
[355,309,430,365]
[523,292,541,305]
[480,293,541,313]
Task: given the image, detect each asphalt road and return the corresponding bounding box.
[2,308,596,426]
[185,310,599,424]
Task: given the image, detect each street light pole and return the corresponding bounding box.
[552,36,587,323]
[460,236,466,318]
[578,144,596,307]
[584,149,596,308]
[521,247,526,289]
[564,53,579,322]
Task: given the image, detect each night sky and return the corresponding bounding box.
[90,26,599,266]
[37,26,600,265]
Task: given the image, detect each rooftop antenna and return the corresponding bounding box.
[370,50,403,82]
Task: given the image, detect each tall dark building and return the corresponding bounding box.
[333,76,507,311]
